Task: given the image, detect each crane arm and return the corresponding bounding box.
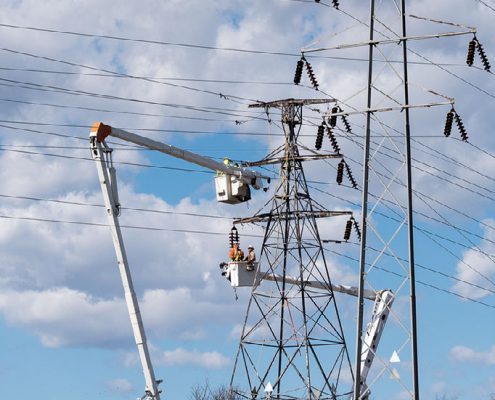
[90,135,161,400]
[90,122,268,190]
[90,120,271,399]
[221,262,394,400]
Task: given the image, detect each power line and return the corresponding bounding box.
[0,24,477,67]
[474,0,495,12]
[0,193,233,220]
[362,243,495,296]
[0,143,269,154]
[0,213,262,238]
[0,76,268,120]
[0,146,212,174]
[0,119,282,136]
[0,66,294,86]
[310,184,495,289]
[0,146,279,181]
[0,48,262,106]
[341,238,495,296]
[0,24,300,57]
[3,119,494,237]
[326,247,495,310]
[0,200,491,309]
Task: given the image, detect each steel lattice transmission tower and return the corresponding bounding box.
[229,99,354,400]
[301,1,475,398]
[349,2,421,398]
[344,1,466,399]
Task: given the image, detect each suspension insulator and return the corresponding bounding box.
[336,160,344,184]
[305,60,319,90]
[454,111,468,142]
[229,226,239,247]
[476,39,491,72]
[329,106,338,128]
[294,58,304,85]
[326,126,341,154]
[443,110,453,137]
[352,218,362,241]
[466,38,476,67]
[315,123,324,150]
[341,114,352,134]
[345,161,358,189]
[332,0,339,9]
[343,219,352,241]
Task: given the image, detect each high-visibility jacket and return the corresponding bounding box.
[229,247,244,261]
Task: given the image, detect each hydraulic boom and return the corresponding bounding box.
[90,122,268,399]
[221,261,394,399]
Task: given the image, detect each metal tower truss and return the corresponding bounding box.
[230,99,354,400]
[300,2,477,399]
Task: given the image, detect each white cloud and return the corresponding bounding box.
[453,219,495,299]
[0,288,129,347]
[157,347,230,369]
[0,285,243,348]
[450,344,495,365]
[0,1,494,399]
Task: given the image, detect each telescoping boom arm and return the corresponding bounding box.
[90,122,268,203]
[90,122,269,400]
[222,262,394,400]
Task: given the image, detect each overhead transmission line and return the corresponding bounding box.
[3,119,495,226]
[304,99,495,229]
[0,197,492,306]
[0,23,475,67]
[0,77,267,120]
[327,246,495,310]
[332,143,495,256]
[0,120,284,138]
[305,114,495,215]
[0,66,295,86]
[0,193,233,220]
[0,143,269,154]
[0,24,300,57]
[308,1,495,102]
[363,243,495,296]
[0,48,261,106]
[311,183,495,289]
[3,125,493,257]
[0,213,232,236]
[474,0,495,12]
[0,145,279,181]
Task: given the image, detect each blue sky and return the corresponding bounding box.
[0,0,494,399]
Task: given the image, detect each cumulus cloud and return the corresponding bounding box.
[0,288,129,347]
[450,345,495,365]
[157,347,230,369]
[0,1,495,399]
[123,344,231,370]
[453,219,495,300]
[0,285,243,348]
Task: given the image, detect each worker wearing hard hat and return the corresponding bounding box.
[229,242,244,262]
[245,245,256,271]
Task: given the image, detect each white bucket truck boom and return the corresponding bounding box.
[89,122,268,400]
[221,261,394,399]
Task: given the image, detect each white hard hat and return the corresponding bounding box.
[248,244,254,249]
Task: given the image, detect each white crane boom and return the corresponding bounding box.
[90,122,269,400]
[91,122,267,191]
[221,261,394,399]
[90,132,161,400]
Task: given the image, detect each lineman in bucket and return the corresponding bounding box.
[244,245,256,271]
